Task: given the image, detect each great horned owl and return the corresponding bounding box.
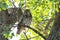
[17,9,32,34]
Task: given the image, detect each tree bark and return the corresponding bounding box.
[46,11,60,40]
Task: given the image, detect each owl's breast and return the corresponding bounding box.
[22,17,32,26]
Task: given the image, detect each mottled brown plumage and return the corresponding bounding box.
[17,9,32,34]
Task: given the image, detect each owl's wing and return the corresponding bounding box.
[20,9,32,26]
[22,16,32,26]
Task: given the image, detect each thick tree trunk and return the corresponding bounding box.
[46,11,60,40]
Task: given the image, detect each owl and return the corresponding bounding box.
[17,9,32,34]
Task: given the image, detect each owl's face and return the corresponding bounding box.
[24,9,32,17]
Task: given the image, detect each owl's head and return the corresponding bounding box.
[23,9,32,17]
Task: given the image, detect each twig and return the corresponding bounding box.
[21,25,46,40]
[23,32,29,40]
[9,0,16,7]
[29,36,39,39]
[20,36,39,40]
[45,18,53,30]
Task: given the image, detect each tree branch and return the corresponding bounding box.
[45,18,53,30]
[23,25,46,40]
[23,32,29,40]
